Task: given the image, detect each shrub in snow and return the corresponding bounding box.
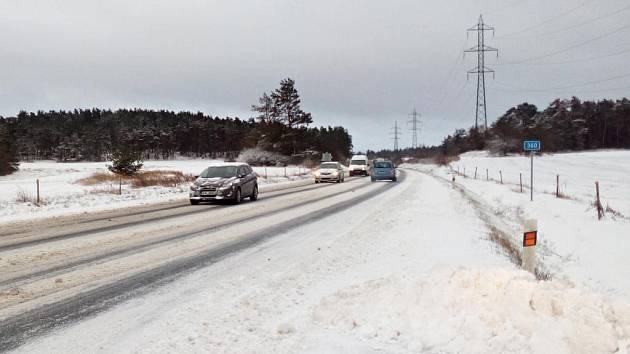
[237,148,289,166]
[107,149,144,176]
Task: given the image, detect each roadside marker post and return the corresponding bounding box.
[523,140,541,202]
[522,219,537,274]
[36,179,40,205]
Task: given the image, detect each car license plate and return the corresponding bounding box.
[201,191,215,196]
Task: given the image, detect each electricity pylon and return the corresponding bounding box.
[465,15,498,132]
[408,107,421,149]
[390,121,402,151]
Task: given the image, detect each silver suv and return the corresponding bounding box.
[189,163,258,205]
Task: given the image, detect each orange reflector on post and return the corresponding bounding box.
[523,231,537,247]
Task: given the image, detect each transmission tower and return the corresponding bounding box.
[464,15,498,132]
[390,121,402,151]
[408,107,421,149]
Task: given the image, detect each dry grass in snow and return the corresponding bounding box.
[77,170,196,188]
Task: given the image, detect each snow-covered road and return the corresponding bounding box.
[6,169,628,353]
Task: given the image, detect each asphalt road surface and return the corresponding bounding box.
[0,173,404,351]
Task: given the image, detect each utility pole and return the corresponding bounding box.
[465,15,498,132]
[390,121,402,151]
[408,107,421,149]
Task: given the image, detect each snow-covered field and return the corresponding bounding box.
[0,160,311,223]
[12,169,630,354]
[406,150,630,298]
[452,150,630,216]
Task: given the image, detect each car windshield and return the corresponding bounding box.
[374,161,393,168]
[200,166,238,178]
[350,160,366,165]
[320,163,338,169]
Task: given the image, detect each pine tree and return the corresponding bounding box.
[107,148,143,176]
[270,78,313,129]
[270,78,313,154]
[251,92,276,124]
[0,120,19,176]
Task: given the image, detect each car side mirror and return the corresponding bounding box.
[194,175,199,179]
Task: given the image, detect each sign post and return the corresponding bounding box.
[523,140,541,202]
[522,219,537,274]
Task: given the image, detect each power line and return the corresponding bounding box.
[464,14,498,131]
[509,45,630,66]
[498,22,630,66]
[492,84,630,95]
[494,71,630,92]
[498,3,630,40]
[499,0,591,38]
[407,108,421,149]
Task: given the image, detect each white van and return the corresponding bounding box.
[348,155,369,176]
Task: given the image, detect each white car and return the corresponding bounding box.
[348,155,369,176]
[314,162,345,183]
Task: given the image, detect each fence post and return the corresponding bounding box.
[486,169,489,181]
[463,167,466,178]
[284,166,287,178]
[595,181,604,220]
[119,177,122,195]
[265,167,268,179]
[36,179,40,205]
[519,173,523,193]
[499,170,503,184]
[474,166,477,179]
[556,174,559,198]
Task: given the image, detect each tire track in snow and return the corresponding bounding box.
[0,177,369,289]
[0,177,362,252]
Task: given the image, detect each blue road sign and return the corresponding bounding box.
[523,140,541,151]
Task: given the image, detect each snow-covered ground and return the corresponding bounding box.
[0,160,312,223]
[405,150,630,298]
[12,170,630,354]
[452,150,630,216]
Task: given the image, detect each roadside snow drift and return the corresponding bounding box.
[314,266,630,354]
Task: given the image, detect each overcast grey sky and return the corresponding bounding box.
[1,0,628,151]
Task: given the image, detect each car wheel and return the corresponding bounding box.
[190,199,200,205]
[233,188,242,205]
[337,177,341,183]
[250,185,258,201]
[392,177,397,182]
[315,179,320,184]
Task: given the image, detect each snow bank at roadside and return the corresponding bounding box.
[314,266,630,354]
[403,150,630,298]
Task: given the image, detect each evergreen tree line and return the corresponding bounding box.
[0,78,353,175]
[441,97,630,156]
[366,97,630,163]
[0,108,351,163]
[0,119,19,175]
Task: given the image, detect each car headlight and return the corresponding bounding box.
[314,171,320,177]
[190,184,198,191]
[331,171,339,176]
[218,182,233,190]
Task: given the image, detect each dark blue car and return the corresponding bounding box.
[371,160,397,182]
